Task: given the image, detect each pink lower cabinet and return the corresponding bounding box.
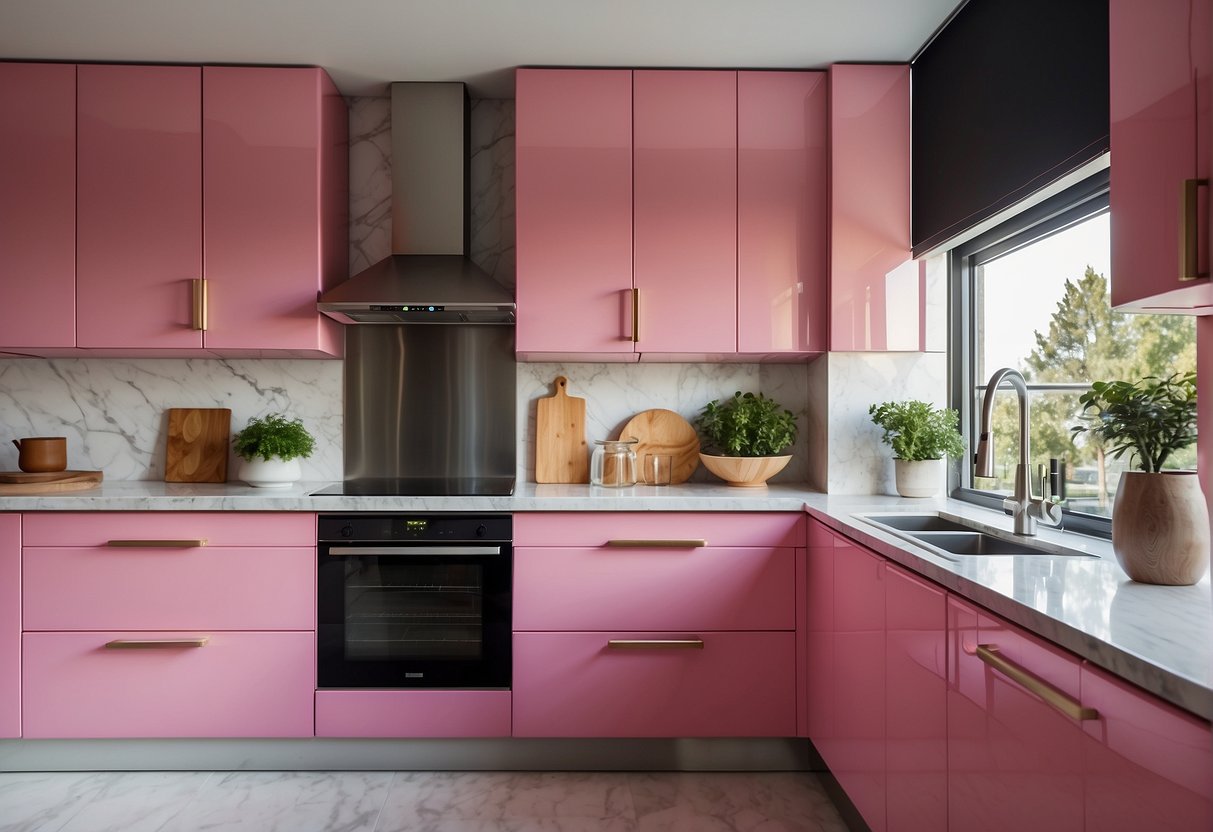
[513,631,795,737]
[1081,663,1213,831]
[884,565,946,832]
[316,691,511,738]
[0,515,19,738]
[22,631,314,738]
[948,597,1087,832]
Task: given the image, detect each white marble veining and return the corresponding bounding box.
[470,99,517,289]
[0,358,343,481]
[348,96,393,275]
[517,362,815,485]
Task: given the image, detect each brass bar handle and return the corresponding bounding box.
[106,539,208,549]
[1181,178,1209,281]
[976,644,1098,722]
[631,287,640,343]
[605,539,707,548]
[607,639,705,650]
[105,638,209,649]
[191,278,209,331]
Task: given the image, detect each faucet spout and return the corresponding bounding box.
[975,368,1060,536]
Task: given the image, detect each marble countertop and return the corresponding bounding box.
[2,480,1209,720]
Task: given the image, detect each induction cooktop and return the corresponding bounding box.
[310,477,516,497]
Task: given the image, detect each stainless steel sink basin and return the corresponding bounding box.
[854,513,1099,561]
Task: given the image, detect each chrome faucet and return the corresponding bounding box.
[974,368,1062,536]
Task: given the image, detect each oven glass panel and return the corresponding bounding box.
[343,560,485,662]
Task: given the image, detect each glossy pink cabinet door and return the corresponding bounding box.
[633,70,737,353]
[202,67,344,355]
[805,523,836,749]
[0,515,18,738]
[1081,662,1213,831]
[884,565,946,832]
[0,63,75,351]
[76,65,203,349]
[515,69,635,357]
[831,539,886,832]
[738,71,828,353]
[829,64,919,351]
[948,597,1085,832]
[316,690,511,738]
[513,631,795,737]
[1110,0,1213,313]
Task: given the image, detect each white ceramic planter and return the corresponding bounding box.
[894,458,943,498]
[237,455,302,489]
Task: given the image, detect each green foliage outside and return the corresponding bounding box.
[232,413,316,462]
[696,392,797,457]
[868,400,966,461]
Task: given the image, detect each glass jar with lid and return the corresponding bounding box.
[590,438,638,487]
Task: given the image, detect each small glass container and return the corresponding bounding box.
[590,439,638,487]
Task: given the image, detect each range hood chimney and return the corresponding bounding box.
[318,83,516,324]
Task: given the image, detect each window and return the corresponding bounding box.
[949,170,1197,534]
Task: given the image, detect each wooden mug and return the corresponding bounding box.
[12,437,67,473]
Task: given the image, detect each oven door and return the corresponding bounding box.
[317,542,511,688]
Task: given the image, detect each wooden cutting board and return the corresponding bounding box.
[165,408,231,483]
[618,408,700,484]
[0,470,103,494]
[535,376,588,483]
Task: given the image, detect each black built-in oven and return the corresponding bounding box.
[317,514,511,689]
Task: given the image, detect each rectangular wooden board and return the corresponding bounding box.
[165,408,231,483]
[535,376,589,483]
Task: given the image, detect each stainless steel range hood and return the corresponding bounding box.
[318,83,516,325]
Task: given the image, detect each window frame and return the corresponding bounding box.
[947,169,1112,539]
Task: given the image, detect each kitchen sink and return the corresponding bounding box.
[854,513,1099,561]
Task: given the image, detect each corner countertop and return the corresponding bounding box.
[2,480,1210,720]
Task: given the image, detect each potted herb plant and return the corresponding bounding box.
[869,400,965,497]
[232,413,316,488]
[694,392,797,487]
[1071,372,1208,585]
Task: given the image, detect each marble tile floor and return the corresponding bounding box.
[0,770,850,832]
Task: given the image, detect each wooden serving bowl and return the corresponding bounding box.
[698,453,791,487]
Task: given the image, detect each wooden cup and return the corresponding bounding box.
[12,437,67,473]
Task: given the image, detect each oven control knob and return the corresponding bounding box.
[341,525,354,538]
[476,524,487,538]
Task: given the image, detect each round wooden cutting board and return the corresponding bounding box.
[618,409,700,484]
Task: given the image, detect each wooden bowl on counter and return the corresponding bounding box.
[698,453,791,487]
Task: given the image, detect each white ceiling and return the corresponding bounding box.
[1,0,961,98]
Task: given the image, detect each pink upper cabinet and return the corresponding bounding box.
[202,67,344,356]
[738,71,829,353]
[515,69,635,357]
[0,64,76,351]
[1081,662,1213,831]
[633,70,738,354]
[1110,0,1213,313]
[829,64,919,351]
[76,65,204,350]
[0,515,18,738]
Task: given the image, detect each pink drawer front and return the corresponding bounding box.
[24,546,314,631]
[22,631,314,738]
[513,631,795,737]
[514,546,794,631]
[22,512,315,547]
[515,512,804,547]
[316,690,511,738]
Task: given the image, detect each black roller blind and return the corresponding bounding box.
[912,0,1109,254]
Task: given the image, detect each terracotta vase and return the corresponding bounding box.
[1112,471,1210,585]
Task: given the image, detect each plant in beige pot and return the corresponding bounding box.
[232,413,316,489]
[1071,372,1208,585]
[695,392,797,487]
[869,400,966,497]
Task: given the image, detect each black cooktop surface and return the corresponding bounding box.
[311,477,516,497]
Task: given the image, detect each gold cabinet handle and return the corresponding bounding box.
[631,287,640,343]
[605,539,707,548]
[105,638,209,649]
[191,278,209,331]
[607,639,704,650]
[976,644,1098,722]
[106,539,208,548]
[1181,179,1209,281]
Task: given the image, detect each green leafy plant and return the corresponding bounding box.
[695,392,798,457]
[232,413,316,462]
[1070,372,1197,473]
[868,400,965,461]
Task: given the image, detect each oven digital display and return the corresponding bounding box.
[404,519,427,532]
